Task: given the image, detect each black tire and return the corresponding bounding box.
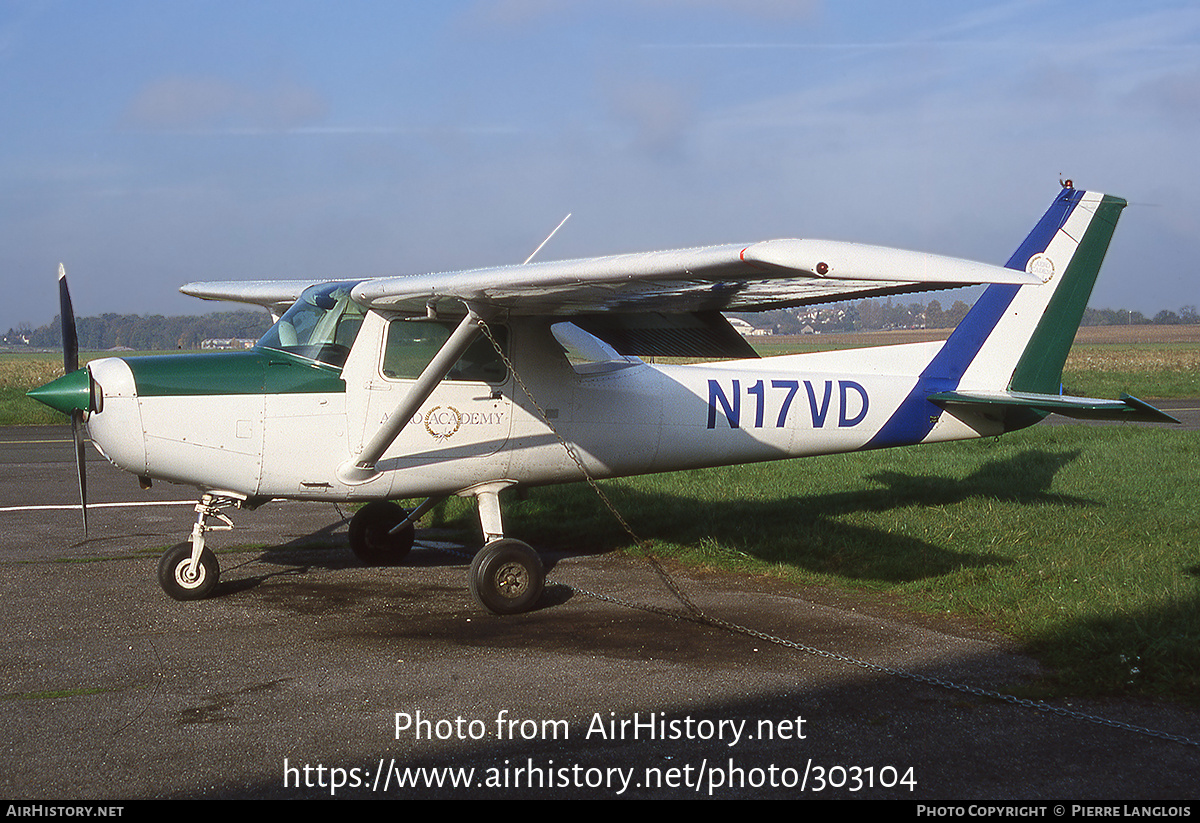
[157,542,220,601]
[349,501,414,566]
[468,539,544,615]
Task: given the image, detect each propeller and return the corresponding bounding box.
[58,264,88,536]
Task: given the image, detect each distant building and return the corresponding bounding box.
[201,338,257,350]
[727,317,770,336]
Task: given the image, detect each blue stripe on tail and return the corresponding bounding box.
[862,189,1084,449]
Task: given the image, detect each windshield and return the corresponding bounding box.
[257,281,365,368]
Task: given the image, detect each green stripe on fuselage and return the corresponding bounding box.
[125,349,345,397]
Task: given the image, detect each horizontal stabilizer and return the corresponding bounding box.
[928,390,1180,424]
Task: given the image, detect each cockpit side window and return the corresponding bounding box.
[257,281,365,369]
[382,320,508,384]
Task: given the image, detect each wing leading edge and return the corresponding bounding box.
[348,239,1042,317]
[181,236,1041,319]
[180,280,337,321]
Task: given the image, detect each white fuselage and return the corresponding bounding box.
[84,312,999,504]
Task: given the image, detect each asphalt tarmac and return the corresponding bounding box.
[1,417,1198,800]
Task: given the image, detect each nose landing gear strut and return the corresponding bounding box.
[157,493,236,601]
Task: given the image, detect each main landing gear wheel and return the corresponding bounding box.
[349,501,414,566]
[158,542,220,601]
[469,539,544,615]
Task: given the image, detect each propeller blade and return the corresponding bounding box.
[58,263,79,375]
[58,265,87,535]
[71,409,88,536]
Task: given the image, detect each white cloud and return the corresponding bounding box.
[468,0,820,27]
[123,76,327,131]
[604,77,696,157]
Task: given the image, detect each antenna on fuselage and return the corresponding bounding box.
[523,213,572,264]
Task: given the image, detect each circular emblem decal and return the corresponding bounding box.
[1027,253,1055,283]
[424,406,462,440]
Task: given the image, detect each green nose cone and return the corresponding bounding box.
[27,368,91,414]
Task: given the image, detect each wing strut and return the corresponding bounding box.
[336,307,494,485]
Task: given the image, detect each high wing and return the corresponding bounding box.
[180,238,1041,322]
[349,239,1041,316]
[180,239,1045,358]
[180,280,334,321]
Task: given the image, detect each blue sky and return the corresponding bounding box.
[2,0,1197,333]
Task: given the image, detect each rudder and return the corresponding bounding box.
[863,187,1131,449]
[953,188,1127,394]
[1006,192,1126,393]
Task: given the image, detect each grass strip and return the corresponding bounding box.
[422,425,1200,702]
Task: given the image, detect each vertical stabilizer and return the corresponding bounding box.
[865,187,1129,448]
[1005,193,1126,393]
[951,188,1127,393]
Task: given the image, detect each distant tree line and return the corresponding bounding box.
[1081,305,1198,326]
[735,300,1199,335]
[3,310,272,351]
[4,300,1198,350]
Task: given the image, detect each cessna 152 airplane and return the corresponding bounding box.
[29,185,1177,614]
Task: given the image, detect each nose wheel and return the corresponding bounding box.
[158,542,220,601]
[157,493,234,601]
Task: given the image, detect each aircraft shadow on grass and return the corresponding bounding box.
[239,447,1089,592]
[214,449,1200,703]
[510,447,1091,584]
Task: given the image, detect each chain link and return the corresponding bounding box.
[473,318,1200,750]
[477,319,703,616]
[570,580,1200,747]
